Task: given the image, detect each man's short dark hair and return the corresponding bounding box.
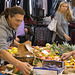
[1,6,25,18]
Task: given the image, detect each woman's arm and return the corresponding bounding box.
[55,12,65,36]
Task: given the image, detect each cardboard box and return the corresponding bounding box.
[33,60,65,75]
[42,60,64,69]
[33,67,59,75]
[42,60,64,74]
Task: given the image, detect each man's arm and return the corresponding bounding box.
[15,36,20,42]
[13,39,20,47]
[0,49,31,75]
[10,40,20,47]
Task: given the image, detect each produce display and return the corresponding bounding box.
[7,42,75,61]
[32,42,75,60]
[32,43,60,61]
[1,42,74,75]
[0,64,33,75]
[64,58,75,69]
[8,47,18,54]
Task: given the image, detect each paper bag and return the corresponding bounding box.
[18,40,33,57]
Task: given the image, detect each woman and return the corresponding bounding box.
[52,1,74,44]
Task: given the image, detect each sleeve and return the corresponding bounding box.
[55,12,65,36]
[0,28,8,51]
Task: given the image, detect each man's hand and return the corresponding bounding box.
[15,36,20,42]
[18,62,31,75]
[0,50,31,75]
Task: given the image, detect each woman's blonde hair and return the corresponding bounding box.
[57,1,73,21]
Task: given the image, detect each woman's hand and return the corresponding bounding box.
[66,35,71,41]
[63,34,71,41]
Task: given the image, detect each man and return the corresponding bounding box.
[0,6,31,75]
